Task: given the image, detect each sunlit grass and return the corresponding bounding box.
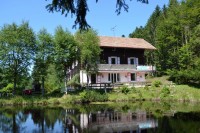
[1,76,200,105]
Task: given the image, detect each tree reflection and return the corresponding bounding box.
[0,104,200,133]
[0,108,28,133]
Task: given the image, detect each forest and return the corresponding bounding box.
[129,0,200,84]
[0,24,100,95]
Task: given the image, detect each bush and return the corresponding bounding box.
[144,85,149,90]
[152,80,162,87]
[79,90,108,103]
[13,96,24,105]
[161,86,170,98]
[120,86,130,94]
[0,83,14,93]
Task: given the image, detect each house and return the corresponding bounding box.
[68,36,156,87]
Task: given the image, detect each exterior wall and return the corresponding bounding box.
[100,47,145,65]
[136,72,145,82]
[97,71,146,83]
[80,70,91,84]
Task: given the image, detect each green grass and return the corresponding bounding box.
[1,76,200,105]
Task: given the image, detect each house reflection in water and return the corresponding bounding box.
[64,109,158,133]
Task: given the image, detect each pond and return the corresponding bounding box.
[0,102,200,133]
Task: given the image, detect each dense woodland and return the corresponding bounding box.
[129,0,200,84]
[0,24,100,95]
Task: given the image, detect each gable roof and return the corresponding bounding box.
[99,36,156,50]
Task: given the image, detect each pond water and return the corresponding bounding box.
[0,102,200,133]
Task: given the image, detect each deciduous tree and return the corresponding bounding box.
[0,22,36,94]
[75,29,101,87]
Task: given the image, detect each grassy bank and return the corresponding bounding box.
[1,84,200,106]
[1,76,200,105]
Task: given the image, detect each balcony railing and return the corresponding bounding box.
[136,66,156,71]
[98,64,156,71]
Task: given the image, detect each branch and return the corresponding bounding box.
[46,0,148,30]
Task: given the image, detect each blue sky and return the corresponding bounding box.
[0,0,169,37]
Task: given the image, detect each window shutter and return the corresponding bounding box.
[128,58,130,64]
[108,57,111,64]
[117,57,120,64]
[135,58,139,65]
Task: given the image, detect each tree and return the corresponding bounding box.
[53,26,77,93]
[0,22,36,94]
[46,0,148,30]
[32,28,53,96]
[75,29,101,87]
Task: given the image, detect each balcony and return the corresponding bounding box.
[98,64,155,72]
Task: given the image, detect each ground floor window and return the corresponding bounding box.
[131,73,136,81]
[108,73,120,83]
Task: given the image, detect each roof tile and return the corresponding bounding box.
[99,36,156,50]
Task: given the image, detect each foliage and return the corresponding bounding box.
[79,90,108,103]
[12,96,24,105]
[120,86,130,94]
[152,80,162,87]
[46,0,148,30]
[32,28,53,96]
[67,74,80,87]
[0,22,35,94]
[0,83,14,93]
[75,29,101,85]
[129,0,200,85]
[160,86,170,98]
[53,26,77,91]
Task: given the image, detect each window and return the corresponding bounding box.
[108,73,111,81]
[111,58,116,64]
[128,57,138,65]
[108,73,120,83]
[108,57,120,64]
[130,58,135,64]
[131,73,136,81]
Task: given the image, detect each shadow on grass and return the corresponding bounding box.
[187,82,200,89]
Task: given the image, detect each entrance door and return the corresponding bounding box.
[91,74,96,84]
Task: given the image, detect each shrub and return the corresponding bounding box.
[161,86,170,98]
[79,90,108,103]
[0,83,14,93]
[120,86,130,94]
[13,96,24,105]
[152,80,162,87]
[144,85,149,90]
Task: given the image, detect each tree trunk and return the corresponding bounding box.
[42,76,44,96]
[87,74,89,89]
[64,68,68,94]
[65,75,67,95]
[13,76,17,95]
[12,113,17,133]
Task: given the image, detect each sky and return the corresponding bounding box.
[0,0,169,37]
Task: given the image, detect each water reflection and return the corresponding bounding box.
[65,109,158,133]
[0,103,200,133]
